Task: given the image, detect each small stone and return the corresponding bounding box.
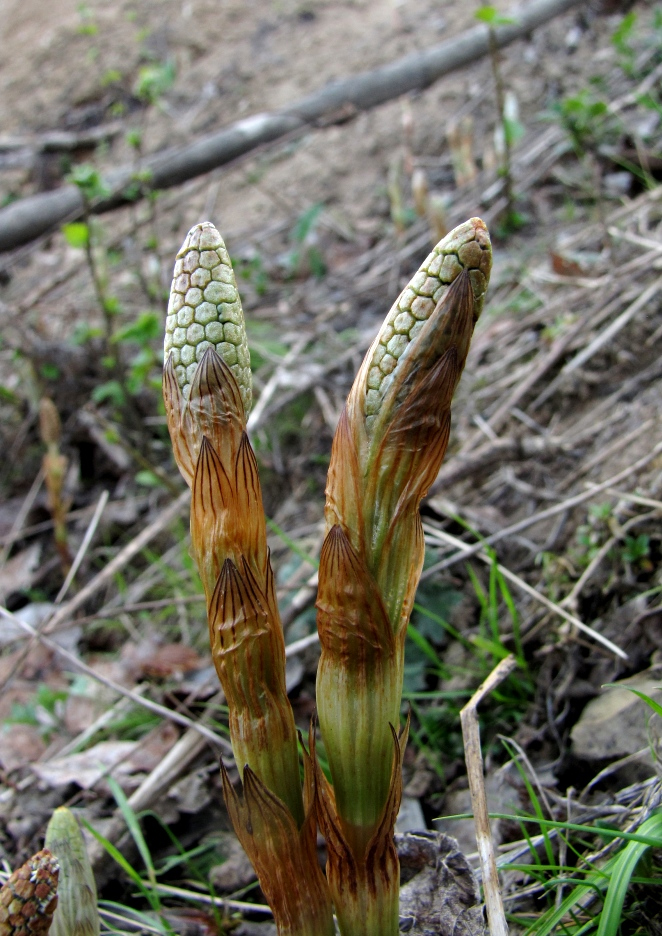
[173,273,189,293]
[571,676,662,759]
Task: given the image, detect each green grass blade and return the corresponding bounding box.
[107,774,157,889]
[603,683,662,719]
[407,623,445,668]
[596,811,662,936]
[412,600,468,646]
[80,818,159,910]
[265,517,320,568]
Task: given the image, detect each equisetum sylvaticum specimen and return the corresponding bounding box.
[163,218,492,936]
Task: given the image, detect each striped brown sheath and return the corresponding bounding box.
[163,223,334,936]
[315,218,492,935]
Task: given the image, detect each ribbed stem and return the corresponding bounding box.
[316,219,492,935]
[164,223,334,936]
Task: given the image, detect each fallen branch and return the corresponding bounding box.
[0,0,582,253]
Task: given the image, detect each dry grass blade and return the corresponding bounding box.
[422,441,662,581]
[43,490,191,634]
[54,489,109,605]
[423,525,627,659]
[0,604,234,752]
[461,654,517,936]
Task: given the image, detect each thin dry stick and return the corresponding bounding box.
[423,526,627,659]
[43,489,191,633]
[0,490,193,696]
[421,441,662,580]
[559,277,662,377]
[557,418,653,492]
[246,336,308,431]
[560,510,659,611]
[461,654,517,936]
[586,487,662,512]
[142,881,272,916]
[0,466,44,577]
[87,711,215,870]
[0,490,110,693]
[54,489,109,604]
[0,604,233,753]
[54,683,149,759]
[434,530,628,660]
